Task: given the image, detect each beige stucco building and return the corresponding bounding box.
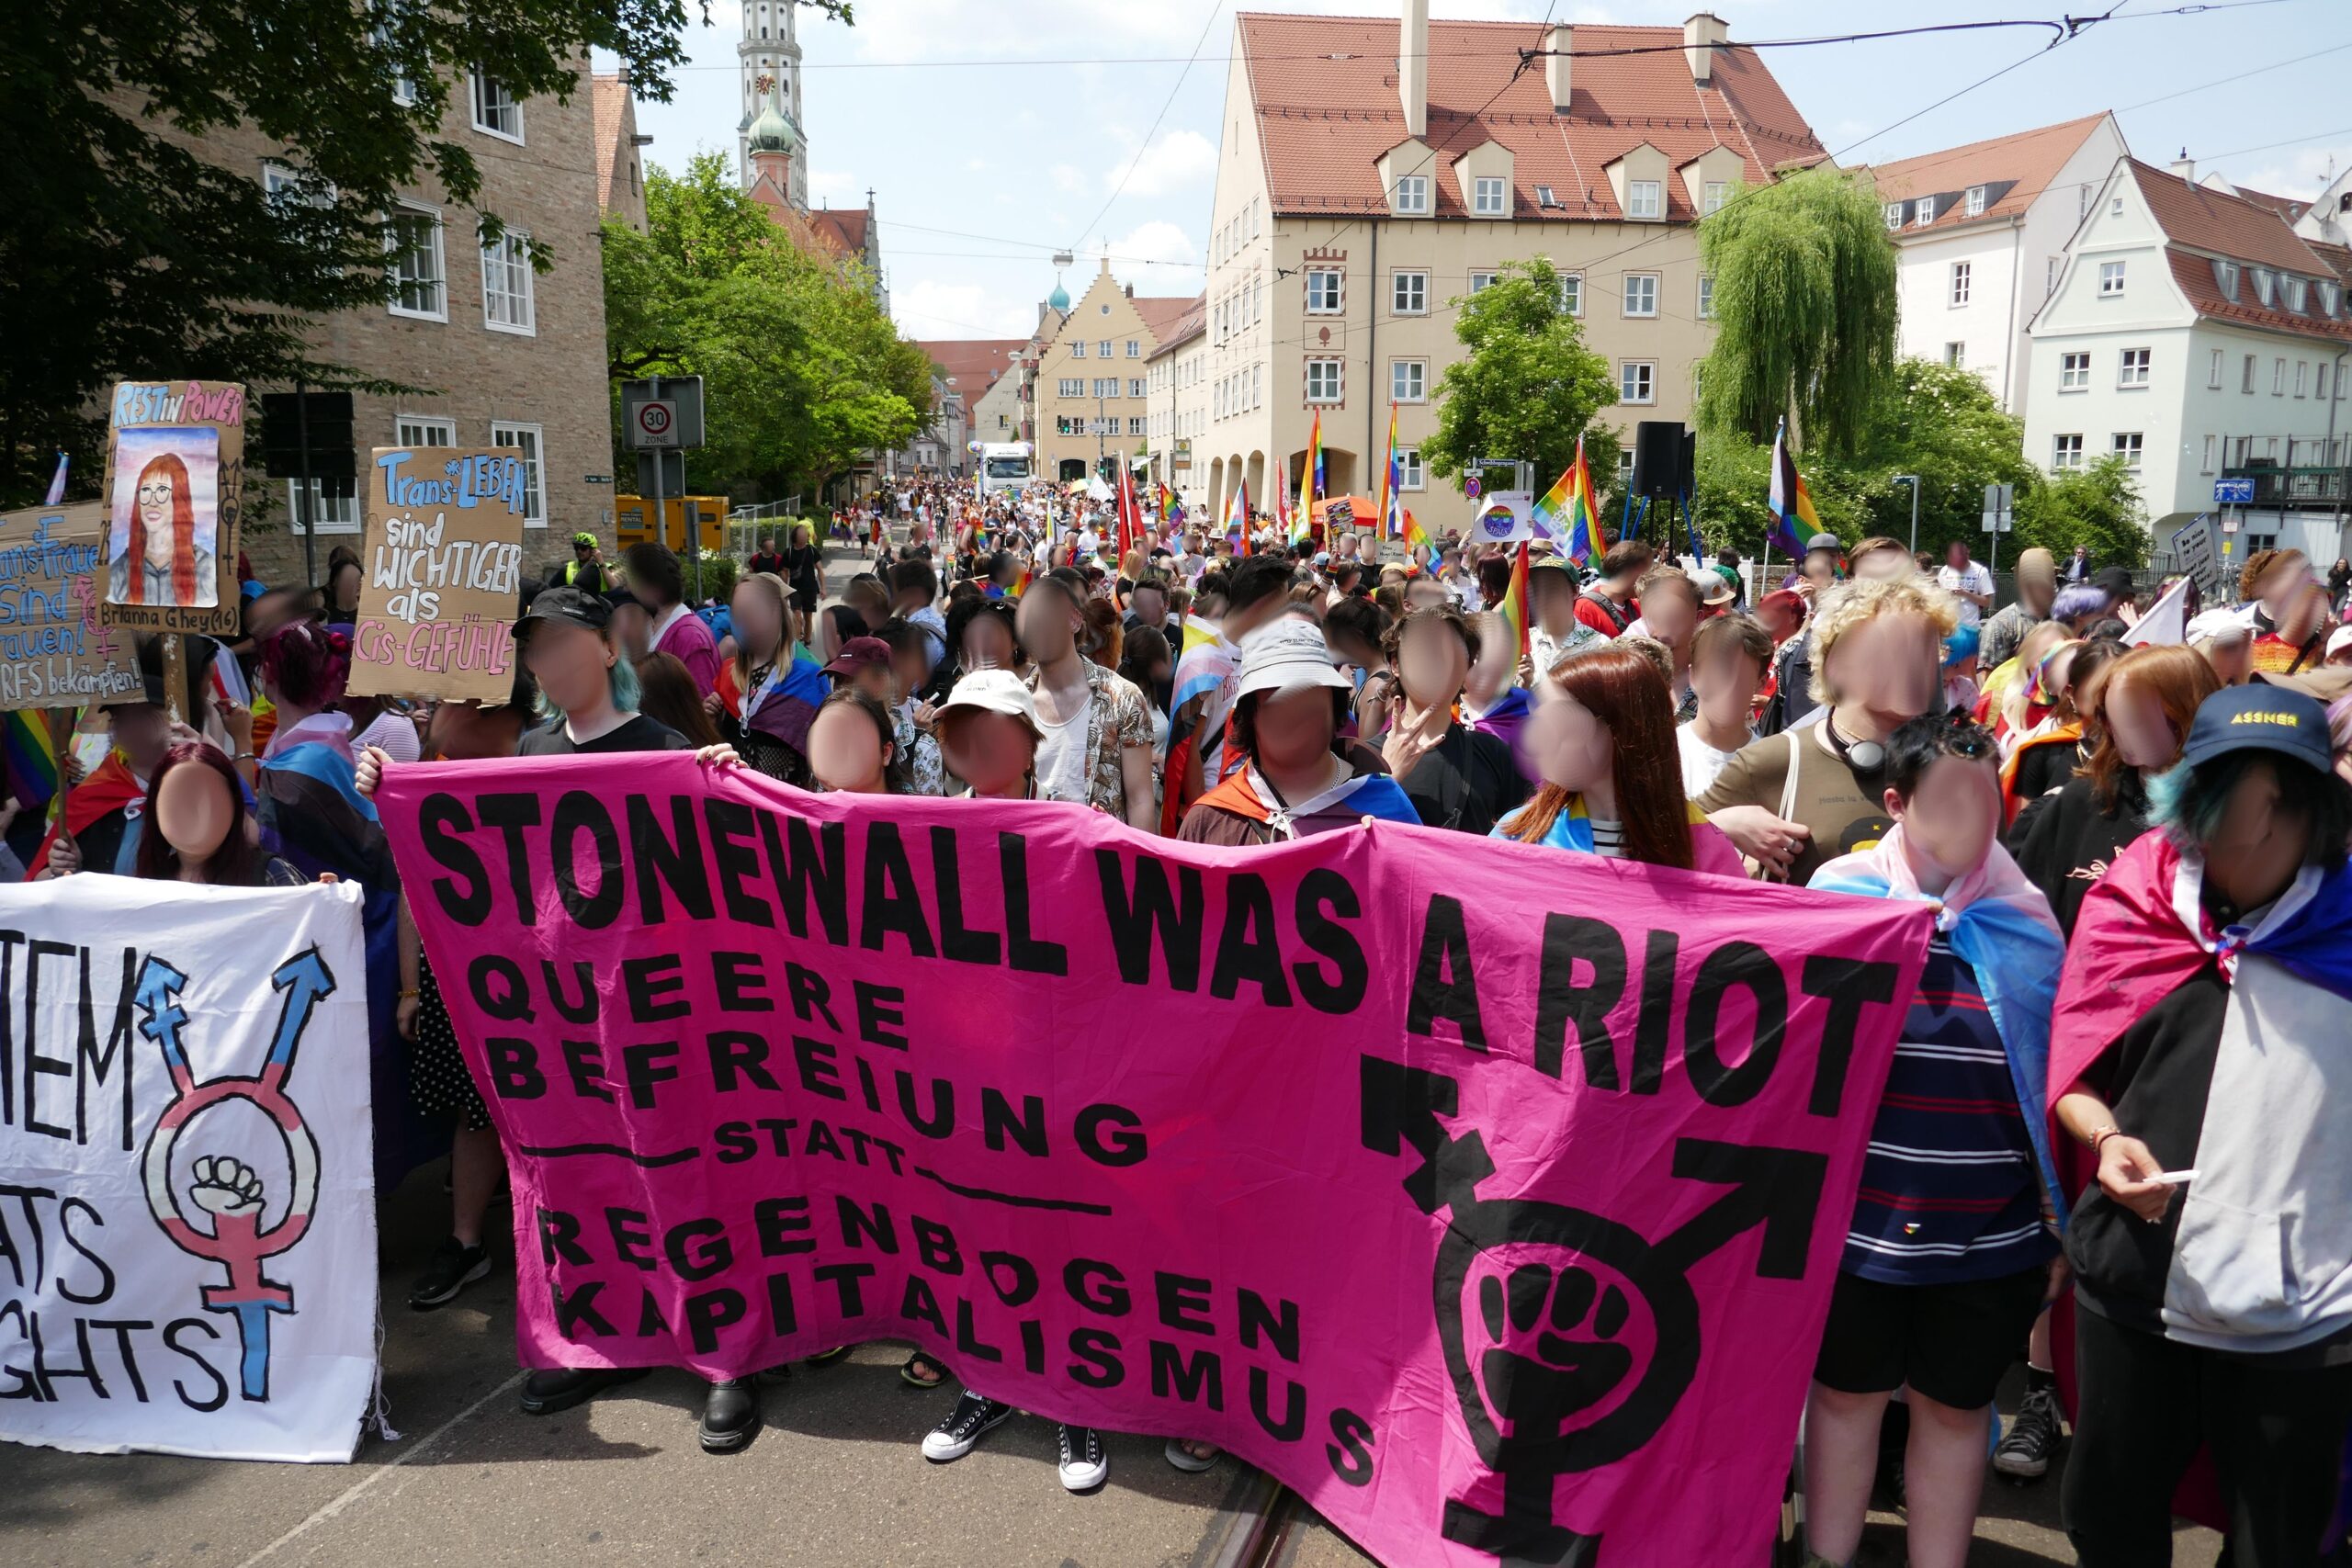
[1034,263,1196,484]
[1146,300,1207,506]
[1194,6,1823,526]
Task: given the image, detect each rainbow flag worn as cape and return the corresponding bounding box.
[1533,436,1601,566]
[1172,616,1239,717]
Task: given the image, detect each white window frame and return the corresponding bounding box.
[469,70,525,144]
[1472,176,1507,217]
[1098,340,1112,357]
[1626,180,1663,220]
[1398,448,1426,491]
[1469,271,1497,293]
[1883,201,1903,231]
[395,414,457,448]
[1070,340,1086,358]
[481,229,536,335]
[1619,360,1656,405]
[2098,260,2125,298]
[1128,378,1146,398]
[2111,431,2143,469]
[1092,378,1116,399]
[386,201,447,321]
[1965,185,1986,217]
[2060,351,2090,391]
[1916,196,1936,226]
[1127,417,1145,436]
[1305,269,1343,314]
[1950,261,1971,307]
[1559,272,1583,316]
[490,422,548,526]
[1125,340,1140,358]
[1392,358,1427,403]
[1697,274,1714,320]
[2200,434,2216,474]
[1944,342,1965,369]
[1304,357,1344,404]
[2052,434,2084,470]
[1057,377,1083,398]
[2208,348,2224,389]
[2274,357,2286,395]
[1392,269,1429,315]
[2118,347,2151,389]
[1703,181,1729,215]
[2295,360,2308,398]
[1622,273,1658,318]
[1392,175,1429,215]
[285,477,361,535]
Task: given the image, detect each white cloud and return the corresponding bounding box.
[806,168,861,204]
[1048,164,1090,195]
[1105,128,1218,197]
[893,279,1040,340]
[2237,144,2352,201]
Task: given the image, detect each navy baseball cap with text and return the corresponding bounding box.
[2177,685,2333,776]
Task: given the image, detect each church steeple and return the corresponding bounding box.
[737,0,806,209]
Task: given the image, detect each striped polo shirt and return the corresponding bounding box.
[1843,935,2057,1285]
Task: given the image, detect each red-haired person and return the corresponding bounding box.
[1494,643,1744,875]
[131,743,306,886]
[110,452,217,607]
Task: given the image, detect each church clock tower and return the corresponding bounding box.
[737,0,806,210]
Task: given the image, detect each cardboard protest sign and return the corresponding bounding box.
[347,447,530,704]
[380,758,1930,1564]
[0,877,379,1462]
[99,381,244,637]
[0,502,141,710]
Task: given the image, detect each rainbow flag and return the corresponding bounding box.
[4,709,66,814]
[1172,616,1238,715]
[1298,410,1323,527]
[1496,542,1531,657]
[1156,481,1178,521]
[1767,417,1821,560]
[1385,404,1435,567]
[1533,435,1601,567]
[1226,480,1250,557]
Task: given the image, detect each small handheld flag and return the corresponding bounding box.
[1532,436,1601,567]
[1767,418,1821,561]
[1497,542,1531,657]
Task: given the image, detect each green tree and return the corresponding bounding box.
[1,0,854,504]
[1696,165,1898,460]
[1421,259,1620,495]
[602,154,931,502]
[1848,358,2039,556]
[2015,455,2149,568]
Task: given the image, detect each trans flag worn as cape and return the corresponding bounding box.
[1493,795,1749,880]
[1812,827,2070,1225]
[1193,762,1418,838]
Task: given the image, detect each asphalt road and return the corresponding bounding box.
[0,544,2225,1568]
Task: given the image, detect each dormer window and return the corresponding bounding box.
[1392,175,1429,215]
[1535,185,1558,208]
[2252,268,2275,306]
[2285,276,2308,313]
[1626,180,1662,220]
[2215,259,2239,300]
[1884,201,1903,231]
[1916,196,1936,226]
[2323,281,2342,317]
[1965,185,1987,217]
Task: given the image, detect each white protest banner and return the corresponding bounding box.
[348,446,529,705]
[0,877,379,1462]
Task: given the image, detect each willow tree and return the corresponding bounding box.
[1695,165,1897,460]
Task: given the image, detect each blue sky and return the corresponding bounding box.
[611,0,2352,345]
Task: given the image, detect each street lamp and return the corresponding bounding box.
[1892,474,1921,555]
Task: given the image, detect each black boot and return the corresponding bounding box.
[518,1366,649,1416]
[699,1377,761,1453]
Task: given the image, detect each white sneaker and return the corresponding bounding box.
[1057,1424,1108,1492]
[922,1389,1012,1462]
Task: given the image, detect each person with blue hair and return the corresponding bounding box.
[1941,621,1982,716]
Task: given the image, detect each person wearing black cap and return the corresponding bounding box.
[2050,683,2352,1566]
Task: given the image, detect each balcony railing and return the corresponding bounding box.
[2220,465,2351,508]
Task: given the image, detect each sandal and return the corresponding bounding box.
[805,1346,852,1368]
[900,1351,950,1389]
[1164,1437,1221,1473]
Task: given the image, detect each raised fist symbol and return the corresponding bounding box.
[1476,1262,1634,1441]
[189,1156,266,1218]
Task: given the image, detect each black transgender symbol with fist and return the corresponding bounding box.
[1359,1055,1828,1567]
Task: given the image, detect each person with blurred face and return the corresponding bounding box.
[805,687,899,794]
[1625,569,1701,720]
[1938,537,1996,625]
[1981,547,2058,673]
[1805,716,2068,1568]
[1404,572,1451,613]
[1016,570,1156,829]
[1849,536,1916,583]
[34,688,174,878]
[933,670,1055,800]
[2050,686,2352,1566]
[133,742,304,886]
[1380,608,1527,834]
[1680,615,1771,797]
[1700,576,1956,882]
[1575,540,1653,638]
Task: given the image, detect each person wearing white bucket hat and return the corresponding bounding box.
[933,669,1057,802]
[1177,618,1419,846]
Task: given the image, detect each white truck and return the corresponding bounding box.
[976,441,1034,495]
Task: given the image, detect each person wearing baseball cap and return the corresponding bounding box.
[2050,682,2352,1565]
[1178,618,1418,845]
[821,634,894,703]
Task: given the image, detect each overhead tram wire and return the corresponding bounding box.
[1069,0,1225,259]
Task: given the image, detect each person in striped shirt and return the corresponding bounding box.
[1801,714,2069,1568]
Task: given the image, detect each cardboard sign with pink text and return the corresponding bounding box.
[379,756,1930,1565]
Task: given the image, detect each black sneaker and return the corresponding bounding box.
[1994,1384,2064,1481]
[1057,1423,1108,1492]
[920,1389,1012,1462]
[518,1366,649,1416]
[405,1238,491,1311]
[699,1377,761,1453]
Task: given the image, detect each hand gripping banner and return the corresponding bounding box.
[379,755,1929,1564]
[0,877,377,1461]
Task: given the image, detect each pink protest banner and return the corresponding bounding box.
[379,755,1930,1566]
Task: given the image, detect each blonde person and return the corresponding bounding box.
[1697,575,1960,884]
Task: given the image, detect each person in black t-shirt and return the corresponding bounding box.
[1376,606,1527,834]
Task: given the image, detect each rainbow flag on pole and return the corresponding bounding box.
[1767,417,1821,560]
[1295,409,1324,544]
[1225,479,1250,557]
[1532,435,1601,567]
[1496,542,1531,656]
[1385,403,1434,567]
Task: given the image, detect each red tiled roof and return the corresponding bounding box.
[918,338,1028,394]
[1865,112,2109,235]
[2132,158,2333,274]
[1133,292,1204,344]
[809,209,872,259]
[1238,13,1824,221]
[2166,250,2352,344]
[1147,299,1206,360]
[2307,240,2352,286]
[2222,182,2309,223]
